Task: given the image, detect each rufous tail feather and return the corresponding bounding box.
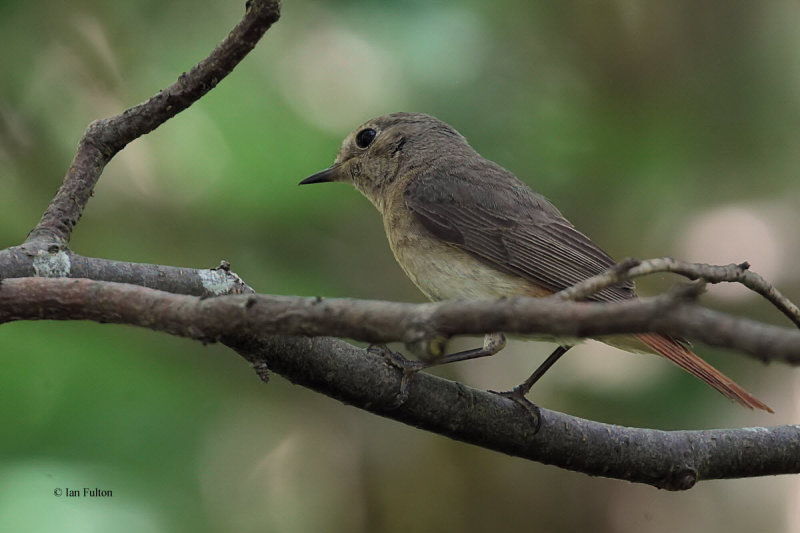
[637,333,772,413]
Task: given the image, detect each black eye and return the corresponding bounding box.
[355,128,377,149]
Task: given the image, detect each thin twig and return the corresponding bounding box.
[25,0,281,246]
[554,257,800,328]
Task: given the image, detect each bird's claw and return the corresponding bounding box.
[490,386,542,434]
[367,344,425,408]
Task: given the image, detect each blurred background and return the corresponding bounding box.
[2,0,800,531]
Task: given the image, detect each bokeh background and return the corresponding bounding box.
[2,0,800,531]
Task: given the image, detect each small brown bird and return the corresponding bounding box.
[301,112,772,413]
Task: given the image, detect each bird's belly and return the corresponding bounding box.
[400,247,537,301]
[386,216,588,347]
[384,215,549,302]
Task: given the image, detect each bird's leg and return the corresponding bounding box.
[492,345,572,432]
[368,333,507,407]
[417,332,507,366]
[506,345,572,397]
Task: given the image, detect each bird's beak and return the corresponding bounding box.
[299,165,341,185]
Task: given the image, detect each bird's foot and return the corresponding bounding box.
[368,344,426,408]
[490,385,542,434]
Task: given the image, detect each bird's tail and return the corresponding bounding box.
[635,333,773,413]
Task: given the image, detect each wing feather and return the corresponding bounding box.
[403,167,635,303]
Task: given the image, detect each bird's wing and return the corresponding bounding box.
[403,168,635,303]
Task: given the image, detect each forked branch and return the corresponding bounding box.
[3,0,799,490]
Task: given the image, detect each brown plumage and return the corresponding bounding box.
[403,146,770,412]
[301,112,772,412]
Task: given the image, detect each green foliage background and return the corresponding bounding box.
[2,0,800,531]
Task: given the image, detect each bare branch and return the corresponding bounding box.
[0,246,253,296]
[2,276,799,364]
[228,335,800,491]
[25,0,281,246]
[555,257,800,329]
[1,276,798,489]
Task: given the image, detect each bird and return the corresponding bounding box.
[300,112,772,413]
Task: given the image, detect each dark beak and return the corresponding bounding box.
[299,165,339,185]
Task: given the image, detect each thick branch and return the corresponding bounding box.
[1,277,798,489]
[228,335,800,490]
[25,0,281,245]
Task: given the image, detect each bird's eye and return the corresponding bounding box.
[355,128,377,149]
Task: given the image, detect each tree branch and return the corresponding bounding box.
[1,276,798,490]
[25,0,281,246]
[556,257,800,328]
[228,335,800,491]
[0,245,253,296]
[2,277,799,364]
